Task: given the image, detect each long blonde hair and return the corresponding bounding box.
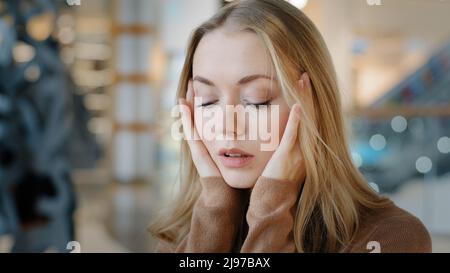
[150,0,389,252]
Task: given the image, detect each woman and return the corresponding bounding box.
[150,0,431,253]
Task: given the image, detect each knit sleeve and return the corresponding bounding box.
[240,176,302,253]
[156,176,246,253]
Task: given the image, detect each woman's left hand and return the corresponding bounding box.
[260,73,312,186]
[260,103,305,185]
[240,73,313,252]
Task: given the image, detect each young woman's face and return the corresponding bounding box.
[192,29,291,189]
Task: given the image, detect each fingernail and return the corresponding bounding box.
[304,73,310,85]
[295,103,301,114]
[299,79,304,89]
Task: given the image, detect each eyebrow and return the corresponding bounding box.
[193,74,274,87]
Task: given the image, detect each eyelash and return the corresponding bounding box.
[198,100,219,107]
[246,100,271,108]
[197,100,272,108]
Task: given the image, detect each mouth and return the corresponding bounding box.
[218,148,254,168]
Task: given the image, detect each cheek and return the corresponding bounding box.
[194,106,223,140]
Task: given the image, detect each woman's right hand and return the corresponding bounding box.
[173,81,248,253]
[178,80,221,178]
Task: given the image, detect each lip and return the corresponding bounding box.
[218,148,254,168]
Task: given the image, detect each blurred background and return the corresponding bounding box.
[0,0,449,252]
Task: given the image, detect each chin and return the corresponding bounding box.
[222,172,257,189]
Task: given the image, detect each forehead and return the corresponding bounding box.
[192,29,273,83]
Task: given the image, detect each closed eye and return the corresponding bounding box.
[197,100,218,108]
[197,100,272,108]
[245,99,271,108]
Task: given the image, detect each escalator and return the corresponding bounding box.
[353,40,450,192]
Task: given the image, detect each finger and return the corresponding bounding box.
[298,72,312,97]
[278,103,301,151]
[185,80,197,133]
[179,98,219,177]
[186,80,194,113]
[179,98,199,141]
[179,98,206,157]
[303,72,311,90]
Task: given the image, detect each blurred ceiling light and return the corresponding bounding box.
[437,137,450,154]
[391,115,408,133]
[27,12,55,41]
[369,134,386,151]
[416,156,432,174]
[12,42,35,63]
[287,0,308,9]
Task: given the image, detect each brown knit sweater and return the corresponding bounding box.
[155,176,432,253]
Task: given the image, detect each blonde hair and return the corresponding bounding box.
[150,0,389,252]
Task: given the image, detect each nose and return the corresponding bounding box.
[222,98,246,140]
